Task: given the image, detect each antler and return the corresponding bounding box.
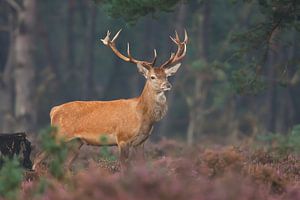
[160,30,188,68]
[101,30,157,69]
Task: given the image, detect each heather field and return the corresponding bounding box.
[1,137,298,200]
[1,1,300,200]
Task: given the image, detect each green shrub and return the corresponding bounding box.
[99,136,117,161]
[40,126,68,179]
[0,157,23,200]
[257,124,300,154]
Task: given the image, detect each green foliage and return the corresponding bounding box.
[231,66,266,94]
[289,124,300,151]
[232,0,300,69]
[229,0,300,93]
[191,59,208,71]
[258,124,300,154]
[99,136,117,161]
[101,0,181,24]
[34,177,50,197]
[2,0,300,140]
[0,157,23,200]
[40,126,68,179]
[235,0,300,47]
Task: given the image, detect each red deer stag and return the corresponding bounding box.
[33,29,188,170]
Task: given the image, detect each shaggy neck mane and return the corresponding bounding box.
[137,81,168,122]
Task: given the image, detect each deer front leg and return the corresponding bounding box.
[130,127,152,162]
[64,138,83,172]
[131,143,145,162]
[118,141,130,171]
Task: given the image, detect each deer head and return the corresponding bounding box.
[101,30,188,93]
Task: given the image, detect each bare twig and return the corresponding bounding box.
[266,19,282,48]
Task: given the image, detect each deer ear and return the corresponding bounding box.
[165,63,181,77]
[137,63,149,78]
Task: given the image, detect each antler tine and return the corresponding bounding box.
[101,29,187,68]
[173,42,186,62]
[175,30,180,41]
[100,30,111,45]
[184,29,188,44]
[177,43,187,59]
[161,52,175,68]
[169,36,177,44]
[168,52,176,64]
[112,29,122,42]
[170,30,181,44]
[127,43,131,57]
[170,31,183,56]
[160,30,188,68]
[102,30,154,67]
[151,49,157,66]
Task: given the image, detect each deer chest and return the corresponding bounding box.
[153,92,168,121]
[130,126,153,146]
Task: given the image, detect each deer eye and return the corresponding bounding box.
[150,76,156,80]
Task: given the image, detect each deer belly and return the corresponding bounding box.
[77,133,117,146]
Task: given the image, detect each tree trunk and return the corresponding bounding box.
[186,0,211,145]
[14,0,37,132]
[276,41,295,133]
[0,13,15,132]
[290,29,300,125]
[38,20,61,83]
[157,2,187,136]
[187,109,196,145]
[66,0,75,72]
[83,3,97,100]
[186,76,203,145]
[265,28,280,133]
[63,0,76,101]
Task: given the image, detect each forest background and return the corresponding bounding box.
[0,0,300,145]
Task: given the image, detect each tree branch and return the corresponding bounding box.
[4,0,22,12]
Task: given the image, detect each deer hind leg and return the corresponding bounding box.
[118,141,130,170]
[64,138,84,171]
[32,151,49,171]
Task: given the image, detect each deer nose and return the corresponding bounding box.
[162,82,172,91]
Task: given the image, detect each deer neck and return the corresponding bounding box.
[137,81,168,122]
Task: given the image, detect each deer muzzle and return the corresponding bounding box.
[161,82,172,91]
